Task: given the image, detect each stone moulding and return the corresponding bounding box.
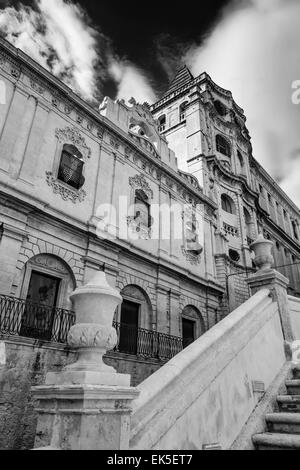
[46,171,86,204]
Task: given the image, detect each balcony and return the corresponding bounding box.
[113,321,183,360]
[0,295,75,344]
[223,222,238,237]
[0,295,184,359]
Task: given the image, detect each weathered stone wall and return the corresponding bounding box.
[104,352,163,387]
[0,338,164,449]
[0,338,76,450]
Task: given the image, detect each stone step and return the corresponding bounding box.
[277,395,300,412]
[266,412,300,434]
[286,380,300,395]
[292,365,300,379]
[253,432,300,450]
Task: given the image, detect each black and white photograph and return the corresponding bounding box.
[0,0,300,454]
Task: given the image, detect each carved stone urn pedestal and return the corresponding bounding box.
[31,272,139,450]
[247,234,294,346]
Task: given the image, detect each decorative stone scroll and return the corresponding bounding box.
[55,126,91,161]
[129,174,153,199]
[181,246,201,265]
[46,171,86,203]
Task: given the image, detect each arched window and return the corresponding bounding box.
[58,144,85,190]
[134,189,151,229]
[18,254,76,342]
[221,194,235,214]
[214,100,227,117]
[179,101,188,121]
[216,135,231,157]
[158,115,166,132]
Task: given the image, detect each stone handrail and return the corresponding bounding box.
[130,288,286,450]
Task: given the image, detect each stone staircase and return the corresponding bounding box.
[253,365,300,450]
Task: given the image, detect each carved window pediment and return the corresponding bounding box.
[129,174,153,199]
[55,127,91,161]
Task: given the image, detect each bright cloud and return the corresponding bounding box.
[0,0,106,101]
[184,0,300,206]
[0,0,157,106]
[109,59,156,105]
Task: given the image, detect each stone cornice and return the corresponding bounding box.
[151,71,245,118]
[263,218,300,254]
[206,155,257,198]
[250,155,300,216]
[0,37,215,211]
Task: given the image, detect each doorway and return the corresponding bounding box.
[119,299,139,355]
[182,318,195,348]
[20,271,61,340]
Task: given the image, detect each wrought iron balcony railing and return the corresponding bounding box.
[0,295,186,359]
[0,295,76,344]
[113,321,183,360]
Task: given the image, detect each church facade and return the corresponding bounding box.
[0,36,300,384]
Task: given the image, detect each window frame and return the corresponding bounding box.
[57,143,85,190]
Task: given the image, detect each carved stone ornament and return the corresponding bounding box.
[30,254,69,274]
[68,323,117,350]
[55,126,91,160]
[181,246,201,265]
[46,171,86,203]
[127,216,152,240]
[30,79,44,95]
[129,174,153,199]
[11,66,21,79]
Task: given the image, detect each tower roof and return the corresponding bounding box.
[163,66,194,98]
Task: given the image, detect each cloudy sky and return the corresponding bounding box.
[0,0,300,207]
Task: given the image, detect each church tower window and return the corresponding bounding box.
[216,134,231,157]
[221,194,236,214]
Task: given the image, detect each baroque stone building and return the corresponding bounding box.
[0,37,300,448]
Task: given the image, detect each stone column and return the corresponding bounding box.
[247,234,294,344]
[32,272,139,450]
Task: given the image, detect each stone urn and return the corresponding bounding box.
[250,233,274,271]
[49,271,125,385]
